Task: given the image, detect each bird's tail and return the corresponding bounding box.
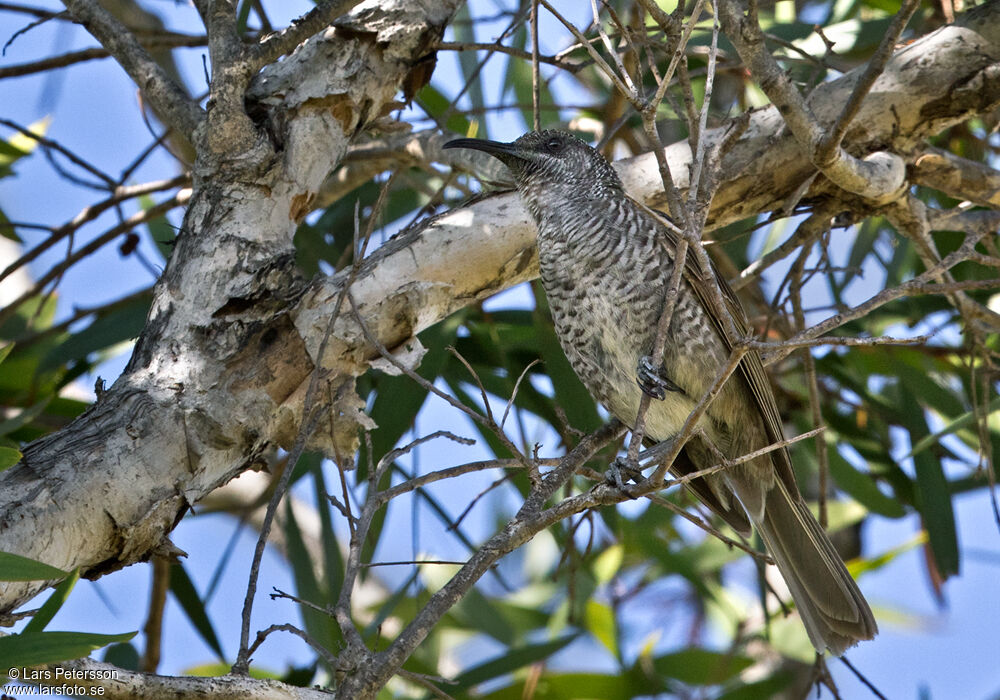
[751,480,878,656]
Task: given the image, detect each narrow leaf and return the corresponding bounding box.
[900,388,959,578]
[0,552,69,581]
[450,635,579,690]
[23,568,80,634]
[652,648,755,684]
[168,561,225,661]
[584,599,618,658]
[0,631,135,673]
[0,446,22,471]
[827,447,905,518]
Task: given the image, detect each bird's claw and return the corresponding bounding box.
[606,456,643,490]
[636,355,681,400]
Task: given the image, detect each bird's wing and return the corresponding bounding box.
[629,196,800,498]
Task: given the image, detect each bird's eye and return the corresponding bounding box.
[544,136,564,154]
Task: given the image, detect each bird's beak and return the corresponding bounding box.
[443,138,524,163]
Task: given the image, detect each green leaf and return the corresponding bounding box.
[0,630,136,673]
[449,635,579,691]
[141,194,176,261]
[169,561,225,661]
[506,27,559,131]
[283,497,343,658]
[891,350,965,419]
[0,552,69,581]
[591,544,624,585]
[905,395,1000,459]
[451,4,486,124]
[0,207,19,242]
[0,446,22,471]
[102,642,140,671]
[280,661,318,688]
[584,599,617,658]
[235,0,253,33]
[716,672,794,699]
[900,388,959,578]
[0,290,57,339]
[0,117,48,178]
[310,462,344,608]
[477,670,650,700]
[359,319,460,563]
[451,588,516,646]
[651,648,755,685]
[827,446,905,518]
[416,83,471,137]
[362,569,420,640]
[851,531,925,577]
[23,568,80,634]
[364,319,458,472]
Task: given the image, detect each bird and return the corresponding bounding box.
[443,129,877,656]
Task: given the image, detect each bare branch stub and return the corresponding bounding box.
[251,0,365,68]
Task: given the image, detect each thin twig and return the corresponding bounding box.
[0,175,188,286]
[762,227,993,365]
[0,34,209,79]
[234,175,395,674]
[647,494,769,561]
[530,0,541,131]
[374,430,475,482]
[0,117,115,186]
[246,624,338,667]
[377,458,557,504]
[0,193,188,329]
[349,295,530,467]
[789,244,829,527]
[501,359,541,430]
[435,40,580,72]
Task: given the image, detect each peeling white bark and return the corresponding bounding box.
[0,0,461,611]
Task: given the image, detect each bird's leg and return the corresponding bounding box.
[636,355,683,400]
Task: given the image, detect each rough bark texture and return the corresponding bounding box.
[0,0,461,610]
[1,0,998,632]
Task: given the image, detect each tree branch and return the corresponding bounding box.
[60,0,203,139]
[715,0,910,203]
[910,145,1000,208]
[25,656,331,700]
[0,33,209,79]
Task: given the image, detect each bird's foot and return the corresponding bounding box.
[606,456,644,490]
[636,356,682,400]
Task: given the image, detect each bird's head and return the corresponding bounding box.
[444,130,623,208]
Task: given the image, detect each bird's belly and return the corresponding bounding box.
[544,267,712,441]
[542,252,732,445]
